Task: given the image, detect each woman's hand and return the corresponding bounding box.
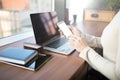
[59,25,87,52]
[59,26,82,38]
[69,35,88,52]
[69,26,82,37]
[59,29,65,37]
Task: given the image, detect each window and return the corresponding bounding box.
[0,0,54,46]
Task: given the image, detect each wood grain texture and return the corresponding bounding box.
[0,36,86,80]
[0,21,107,80]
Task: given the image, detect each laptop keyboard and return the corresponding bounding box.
[46,38,68,48]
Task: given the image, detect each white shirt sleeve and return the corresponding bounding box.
[115,27,120,80]
[80,47,120,80]
[79,10,120,80]
[81,33,102,48]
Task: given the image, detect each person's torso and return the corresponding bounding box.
[101,22,119,63]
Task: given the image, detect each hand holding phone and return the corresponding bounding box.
[57,21,72,38]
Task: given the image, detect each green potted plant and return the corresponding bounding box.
[105,0,120,11]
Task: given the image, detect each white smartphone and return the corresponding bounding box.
[57,21,72,38]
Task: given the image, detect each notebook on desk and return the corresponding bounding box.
[30,11,74,55]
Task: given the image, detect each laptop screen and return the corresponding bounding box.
[30,12,60,45]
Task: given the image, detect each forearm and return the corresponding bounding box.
[79,47,118,80]
[81,33,102,48]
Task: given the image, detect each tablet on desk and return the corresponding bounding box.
[0,53,52,71]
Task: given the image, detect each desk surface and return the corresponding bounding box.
[0,37,86,80]
[0,21,108,80]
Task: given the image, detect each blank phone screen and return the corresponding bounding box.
[57,21,72,38]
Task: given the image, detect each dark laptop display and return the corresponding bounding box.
[30,12,60,45]
[30,11,74,55]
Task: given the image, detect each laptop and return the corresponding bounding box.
[30,11,74,55]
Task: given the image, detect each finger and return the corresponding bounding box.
[69,26,74,32]
[58,29,66,37]
[70,35,79,40]
[69,35,75,41]
[73,35,82,40]
[70,36,83,45]
[68,38,75,46]
[68,26,75,32]
[59,29,63,35]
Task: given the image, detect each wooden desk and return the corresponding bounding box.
[0,21,108,80]
[0,37,87,80]
[77,21,109,37]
